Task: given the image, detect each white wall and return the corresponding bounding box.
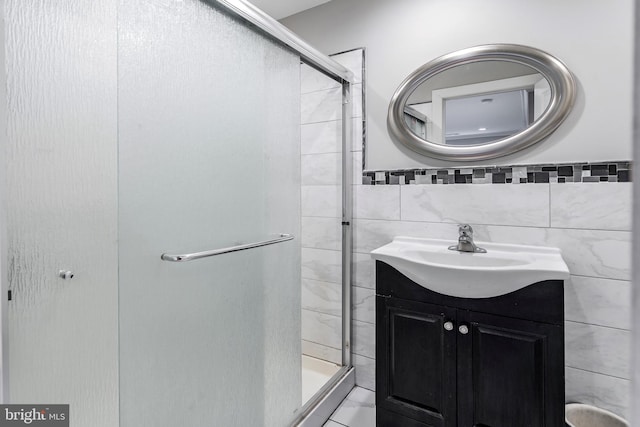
[282,0,634,170]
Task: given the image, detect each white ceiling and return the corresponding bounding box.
[248,0,331,20]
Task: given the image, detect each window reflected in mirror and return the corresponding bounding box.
[403,61,551,146]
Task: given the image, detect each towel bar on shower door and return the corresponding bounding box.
[160,233,294,262]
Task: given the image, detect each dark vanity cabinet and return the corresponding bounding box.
[375,261,565,427]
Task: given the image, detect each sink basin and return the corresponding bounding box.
[370,236,569,298]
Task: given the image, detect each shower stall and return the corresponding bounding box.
[0,0,353,426]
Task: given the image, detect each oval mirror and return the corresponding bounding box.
[387,44,576,161]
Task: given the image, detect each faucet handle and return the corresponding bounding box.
[458,224,473,236]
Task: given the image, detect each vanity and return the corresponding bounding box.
[371,233,570,427]
[373,41,577,425]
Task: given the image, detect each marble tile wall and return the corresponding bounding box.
[300,49,365,365]
[340,182,633,417]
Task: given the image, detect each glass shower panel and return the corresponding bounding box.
[300,64,345,404]
[118,1,301,426]
[5,1,119,425]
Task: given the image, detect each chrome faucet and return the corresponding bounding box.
[448,224,486,253]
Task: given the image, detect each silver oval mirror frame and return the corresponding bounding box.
[387,44,577,161]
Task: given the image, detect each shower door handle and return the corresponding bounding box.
[161,233,294,262]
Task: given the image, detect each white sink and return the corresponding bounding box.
[370,236,569,298]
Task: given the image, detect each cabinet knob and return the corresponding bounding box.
[443,321,454,331]
[459,324,469,335]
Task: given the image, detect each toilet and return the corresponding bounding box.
[565,403,628,427]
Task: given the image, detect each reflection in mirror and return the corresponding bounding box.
[444,90,531,145]
[403,61,551,146]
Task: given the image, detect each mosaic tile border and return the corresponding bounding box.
[362,161,632,185]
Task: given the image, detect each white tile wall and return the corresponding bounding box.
[302,340,342,365]
[300,118,364,155]
[353,320,375,359]
[352,253,375,289]
[302,278,342,317]
[302,153,342,185]
[566,367,630,419]
[355,186,400,220]
[331,49,364,84]
[351,119,364,153]
[300,49,365,364]
[302,185,341,218]
[352,287,375,324]
[478,226,632,280]
[564,276,631,330]
[401,184,550,227]
[301,86,343,124]
[565,321,631,379]
[550,182,632,230]
[301,120,341,154]
[302,248,342,283]
[301,64,341,94]
[302,217,342,251]
[302,309,342,351]
[352,181,633,416]
[301,85,363,124]
[352,354,375,391]
[352,151,363,183]
[354,219,458,253]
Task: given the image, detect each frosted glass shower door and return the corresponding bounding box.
[118,1,301,426]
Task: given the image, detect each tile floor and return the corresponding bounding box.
[323,386,376,427]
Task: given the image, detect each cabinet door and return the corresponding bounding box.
[457,311,564,427]
[376,297,457,427]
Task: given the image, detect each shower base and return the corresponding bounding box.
[302,354,341,404]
